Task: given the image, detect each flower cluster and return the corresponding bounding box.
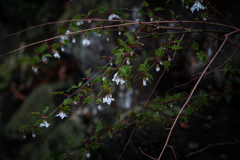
[108,13,120,20]
[55,111,68,119]
[103,94,115,105]
[112,72,125,85]
[39,120,50,128]
[190,1,205,13]
[82,38,91,46]
[53,51,61,58]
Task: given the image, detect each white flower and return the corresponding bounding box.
[130,51,133,56]
[55,111,68,119]
[32,132,36,138]
[88,20,91,23]
[97,105,102,110]
[41,56,48,63]
[143,78,147,86]
[146,77,149,81]
[190,1,205,13]
[126,58,130,65]
[150,17,153,22]
[108,13,120,20]
[157,25,160,29]
[136,17,140,22]
[156,64,160,72]
[186,5,189,9]
[53,51,61,58]
[118,31,121,35]
[61,46,65,52]
[112,73,125,85]
[39,120,50,128]
[74,102,77,105]
[102,76,106,81]
[72,37,76,43]
[32,66,38,73]
[168,55,171,61]
[82,38,90,46]
[203,16,207,21]
[159,60,163,65]
[86,153,90,158]
[106,37,109,41]
[103,94,115,105]
[66,30,71,34]
[76,20,84,26]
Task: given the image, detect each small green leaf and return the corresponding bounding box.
[37,44,47,54]
[155,47,164,56]
[67,137,74,148]
[43,54,53,58]
[42,106,49,115]
[51,91,64,96]
[32,57,41,64]
[117,111,121,120]
[192,41,200,50]
[121,13,129,19]
[82,96,93,105]
[21,57,30,63]
[114,9,123,15]
[196,50,207,65]
[154,7,165,11]
[99,6,106,13]
[163,61,171,72]
[95,120,102,132]
[141,1,149,7]
[86,68,91,77]
[169,9,174,16]
[171,45,183,50]
[87,9,95,16]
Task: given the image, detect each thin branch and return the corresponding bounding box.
[118,125,138,160]
[139,147,157,160]
[186,141,240,157]
[157,34,229,160]
[166,42,240,94]
[167,145,177,160]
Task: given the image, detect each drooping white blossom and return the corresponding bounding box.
[55,111,68,119]
[82,38,91,46]
[61,46,65,52]
[190,1,205,13]
[86,153,90,158]
[118,31,121,35]
[32,132,36,138]
[103,94,115,105]
[106,37,109,41]
[108,13,121,20]
[53,51,61,59]
[126,58,130,65]
[150,17,153,22]
[159,60,163,65]
[156,64,160,72]
[41,56,48,63]
[168,55,171,61]
[72,37,76,43]
[32,66,38,73]
[39,120,50,128]
[76,20,84,26]
[112,73,125,85]
[186,5,189,9]
[143,78,147,86]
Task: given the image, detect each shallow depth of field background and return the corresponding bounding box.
[0,0,240,159]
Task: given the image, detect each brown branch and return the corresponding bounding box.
[139,147,157,160]
[166,42,240,94]
[157,34,229,160]
[186,141,240,157]
[167,145,177,160]
[118,124,138,160]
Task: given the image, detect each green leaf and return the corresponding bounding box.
[111,46,119,54]
[86,68,91,77]
[57,28,67,35]
[187,105,195,114]
[63,39,71,45]
[51,91,64,96]
[63,99,73,105]
[28,112,40,117]
[67,137,74,148]
[165,0,171,4]
[87,9,95,16]
[43,54,53,58]
[99,6,106,13]
[32,56,41,64]
[163,61,171,72]
[21,57,30,63]
[169,9,174,16]
[114,9,123,15]
[66,85,78,92]
[173,93,181,99]
[95,120,102,132]
[117,111,121,120]
[196,50,207,65]
[155,47,164,56]
[37,44,47,54]
[171,45,183,50]
[82,96,93,105]
[141,1,149,7]
[121,13,129,19]
[42,106,49,115]
[154,7,165,11]
[73,14,86,19]
[192,41,200,50]
[85,30,93,35]
[18,124,29,131]
[59,153,67,160]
